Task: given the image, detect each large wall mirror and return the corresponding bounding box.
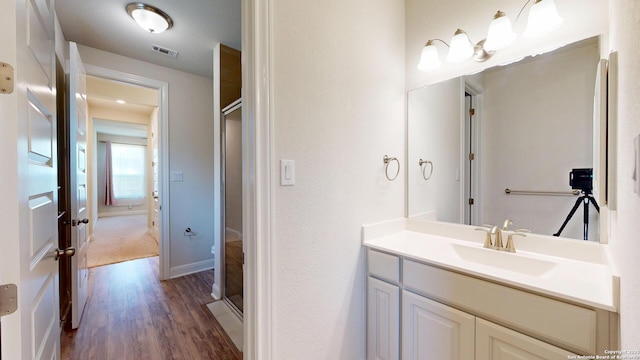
[408,35,607,242]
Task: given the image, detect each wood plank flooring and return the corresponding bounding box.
[61,257,241,360]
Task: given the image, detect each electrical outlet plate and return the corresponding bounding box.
[0,62,15,94]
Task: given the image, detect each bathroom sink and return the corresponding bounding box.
[451,243,557,277]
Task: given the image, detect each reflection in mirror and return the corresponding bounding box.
[408,36,603,241]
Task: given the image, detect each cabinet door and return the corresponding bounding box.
[476,318,576,360]
[402,290,474,360]
[368,277,400,360]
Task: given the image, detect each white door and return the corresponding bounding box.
[402,290,475,360]
[0,0,61,358]
[151,109,161,241]
[68,42,90,329]
[367,277,399,360]
[476,318,575,359]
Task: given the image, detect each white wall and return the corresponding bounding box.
[608,0,640,349]
[406,0,608,90]
[77,45,215,275]
[270,0,405,358]
[481,41,599,239]
[407,78,463,222]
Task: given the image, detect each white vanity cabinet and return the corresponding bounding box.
[402,290,474,359]
[476,318,574,360]
[367,250,401,360]
[366,248,614,359]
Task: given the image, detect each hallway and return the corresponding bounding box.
[61,257,240,359]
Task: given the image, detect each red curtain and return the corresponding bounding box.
[104,141,115,206]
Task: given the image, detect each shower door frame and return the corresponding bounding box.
[221,98,244,319]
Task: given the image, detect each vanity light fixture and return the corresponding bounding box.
[418,0,563,71]
[126,3,174,34]
[523,0,564,38]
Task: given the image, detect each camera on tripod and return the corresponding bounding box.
[569,168,593,194]
[555,167,599,240]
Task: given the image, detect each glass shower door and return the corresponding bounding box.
[222,100,243,315]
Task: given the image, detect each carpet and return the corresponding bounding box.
[87,214,159,268]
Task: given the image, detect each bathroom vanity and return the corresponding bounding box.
[363,218,619,359]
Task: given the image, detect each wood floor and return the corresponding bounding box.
[61,257,241,360]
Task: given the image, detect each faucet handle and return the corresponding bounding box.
[505,232,527,253]
[502,219,514,230]
[491,225,504,249]
[475,227,493,249]
[514,228,531,233]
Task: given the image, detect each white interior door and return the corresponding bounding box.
[69,41,90,329]
[2,0,62,358]
[151,109,161,241]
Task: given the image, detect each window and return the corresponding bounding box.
[111,143,146,201]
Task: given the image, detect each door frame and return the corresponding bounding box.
[220,99,243,318]
[463,79,484,226]
[242,0,274,358]
[83,64,171,280]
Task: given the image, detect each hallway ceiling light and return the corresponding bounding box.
[116,99,126,104]
[126,3,174,34]
[418,0,563,71]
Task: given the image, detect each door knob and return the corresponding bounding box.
[71,218,89,226]
[54,247,76,261]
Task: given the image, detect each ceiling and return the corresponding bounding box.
[87,75,158,115]
[56,0,241,78]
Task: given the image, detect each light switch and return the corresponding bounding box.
[171,171,183,182]
[280,159,295,186]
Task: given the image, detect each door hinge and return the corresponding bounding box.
[468,198,475,205]
[0,284,18,317]
[242,252,245,265]
[469,108,475,116]
[468,153,475,161]
[0,62,15,94]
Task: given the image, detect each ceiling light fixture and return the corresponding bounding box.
[116,99,126,104]
[418,0,563,71]
[126,3,174,34]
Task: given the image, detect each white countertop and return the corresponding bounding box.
[362,218,619,312]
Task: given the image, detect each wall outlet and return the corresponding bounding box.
[171,171,183,182]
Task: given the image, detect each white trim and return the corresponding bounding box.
[97,210,148,217]
[83,64,171,280]
[169,259,214,279]
[243,0,274,358]
[211,284,222,300]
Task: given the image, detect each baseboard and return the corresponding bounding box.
[211,283,221,300]
[225,227,243,241]
[169,258,214,279]
[98,210,148,217]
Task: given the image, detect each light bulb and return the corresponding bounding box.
[524,0,563,38]
[417,41,441,71]
[484,11,516,51]
[446,29,474,63]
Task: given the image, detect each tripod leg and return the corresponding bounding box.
[583,197,589,240]
[554,196,584,237]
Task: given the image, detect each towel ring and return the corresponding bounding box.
[383,155,400,181]
[418,159,433,180]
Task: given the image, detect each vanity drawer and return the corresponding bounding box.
[403,259,597,355]
[368,249,400,285]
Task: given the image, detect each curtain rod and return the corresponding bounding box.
[98,140,148,146]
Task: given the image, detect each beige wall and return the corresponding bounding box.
[270,0,406,358]
[609,0,640,349]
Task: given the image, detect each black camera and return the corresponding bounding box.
[569,168,593,193]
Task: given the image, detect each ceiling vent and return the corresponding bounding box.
[151,44,178,58]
